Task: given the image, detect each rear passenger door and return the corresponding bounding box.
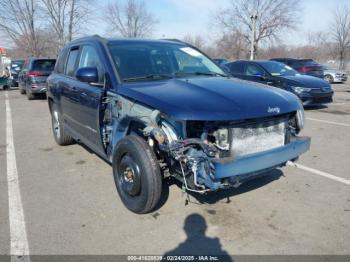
[73,44,106,153]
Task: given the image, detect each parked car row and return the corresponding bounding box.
[17,58,56,99]
[213,56,350,106]
[224,60,334,106]
[215,57,348,84]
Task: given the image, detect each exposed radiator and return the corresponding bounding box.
[230,119,286,158]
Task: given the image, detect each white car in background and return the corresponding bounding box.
[323,67,348,83]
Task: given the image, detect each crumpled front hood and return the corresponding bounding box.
[278,75,329,88]
[118,77,301,121]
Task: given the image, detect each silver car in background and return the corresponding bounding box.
[323,67,348,83]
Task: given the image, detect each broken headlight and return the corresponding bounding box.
[161,121,178,143]
[213,128,230,151]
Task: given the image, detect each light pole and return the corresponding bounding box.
[250,11,258,60]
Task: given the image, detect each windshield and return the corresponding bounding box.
[108,42,226,82]
[259,61,299,76]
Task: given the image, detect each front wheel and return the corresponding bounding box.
[26,87,35,100]
[113,135,162,214]
[324,74,333,84]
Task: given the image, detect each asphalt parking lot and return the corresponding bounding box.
[0,84,350,257]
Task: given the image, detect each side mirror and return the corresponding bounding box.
[75,67,99,84]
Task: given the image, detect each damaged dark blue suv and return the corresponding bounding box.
[47,36,310,214]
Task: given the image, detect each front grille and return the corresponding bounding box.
[312,96,332,103]
[229,118,287,158]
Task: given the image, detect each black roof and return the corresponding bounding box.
[69,35,187,46]
[271,58,314,61]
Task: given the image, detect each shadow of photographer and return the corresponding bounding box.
[164,213,233,262]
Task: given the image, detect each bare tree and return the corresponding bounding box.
[213,0,301,57]
[330,5,350,70]
[104,0,158,38]
[215,31,248,59]
[183,35,206,49]
[40,0,91,54]
[0,0,39,56]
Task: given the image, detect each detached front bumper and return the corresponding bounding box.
[214,136,310,179]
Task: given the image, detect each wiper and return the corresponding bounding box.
[175,71,227,77]
[123,74,173,82]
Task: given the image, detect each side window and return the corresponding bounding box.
[65,48,79,77]
[78,45,105,83]
[55,49,68,74]
[245,64,265,76]
[228,62,244,74]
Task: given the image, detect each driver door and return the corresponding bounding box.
[74,44,106,154]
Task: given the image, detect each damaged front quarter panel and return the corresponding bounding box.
[104,91,310,193]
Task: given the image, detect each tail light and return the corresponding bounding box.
[299,66,321,73]
[27,71,47,77]
[299,67,310,73]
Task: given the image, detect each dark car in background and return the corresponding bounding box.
[225,60,333,106]
[9,59,25,87]
[270,58,324,79]
[18,58,56,99]
[213,58,229,66]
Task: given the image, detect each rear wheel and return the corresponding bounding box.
[27,92,35,100]
[51,103,75,146]
[113,135,162,214]
[20,88,25,94]
[26,86,35,100]
[324,74,333,84]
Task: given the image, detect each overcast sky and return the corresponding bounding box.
[96,0,350,46]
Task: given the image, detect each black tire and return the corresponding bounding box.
[324,74,333,84]
[20,88,25,94]
[51,103,75,146]
[26,89,35,100]
[113,135,162,214]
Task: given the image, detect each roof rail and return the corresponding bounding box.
[69,34,105,44]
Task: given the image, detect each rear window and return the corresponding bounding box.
[32,60,56,71]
